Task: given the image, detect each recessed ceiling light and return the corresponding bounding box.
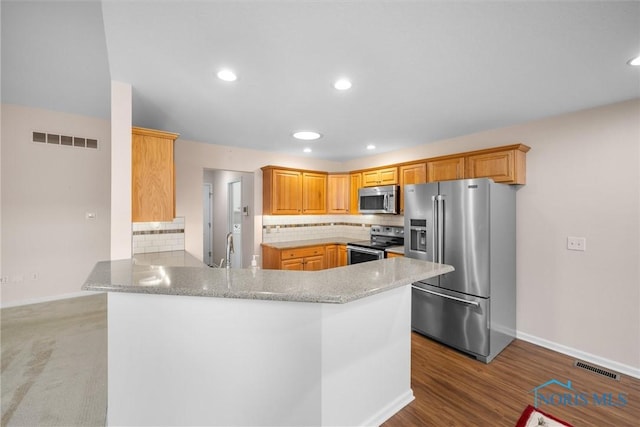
[217,69,237,82]
[334,78,352,90]
[366,144,376,150]
[303,148,312,153]
[628,55,640,66]
[293,131,321,141]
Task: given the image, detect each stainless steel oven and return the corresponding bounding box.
[347,245,385,265]
[347,225,404,265]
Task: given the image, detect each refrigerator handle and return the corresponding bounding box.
[431,195,437,263]
[436,194,444,264]
[412,285,480,307]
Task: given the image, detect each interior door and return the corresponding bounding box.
[438,179,490,297]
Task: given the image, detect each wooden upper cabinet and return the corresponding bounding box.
[131,127,179,222]
[327,174,350,214]
[399,162,426,212]
[362,167,398,187]
[426,156,465,183]
[262,167,326,215]
[302,172,327,214]
[349,173,362,214]
[262,167,303,214]
[465,144,530,184]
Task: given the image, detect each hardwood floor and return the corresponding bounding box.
[383,333,640,426]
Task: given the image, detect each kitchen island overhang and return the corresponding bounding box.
[83,257,453,427]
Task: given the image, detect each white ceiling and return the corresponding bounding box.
[2,1,639,161]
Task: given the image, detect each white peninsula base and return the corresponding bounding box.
[108,285,413,426]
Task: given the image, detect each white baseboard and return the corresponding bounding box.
[1,291,104,309]
[361,389,415,427]
[517,331,640,380]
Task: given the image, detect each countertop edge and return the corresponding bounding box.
[82,258,453,304]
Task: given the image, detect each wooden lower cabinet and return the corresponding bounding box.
[326,245,338,269]
[262,243,347,270]
[338,245,347,267]
[262,244,326,271]
[386,252,404,258]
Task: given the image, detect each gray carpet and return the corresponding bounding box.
[1,293,107,426]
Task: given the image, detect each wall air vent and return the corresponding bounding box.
[573,360,621,381]
[32,131,99,150]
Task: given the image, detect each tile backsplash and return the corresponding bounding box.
[132,217,185,254]
[262,214,404,243]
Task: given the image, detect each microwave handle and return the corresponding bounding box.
[383,193,389,211]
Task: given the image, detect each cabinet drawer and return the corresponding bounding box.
[281,246,326,259]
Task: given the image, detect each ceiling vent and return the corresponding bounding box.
[32,131,98,150]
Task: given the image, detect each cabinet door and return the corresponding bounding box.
[363,167,398,186]
[378,167,398,185]
[325,245,338,269]
[387,252,404,258]
[399,163,426,212]
[281,258,304,270]
[362,170,381,187]
[132,128,178,222]
[338,245,348,267]
[304,254,325,271]
[327,174,349,214]
[465,149,526,184]
[426,157,464,183]
[271,169,303,214]
[302,172,327,214]
[349,173,362,214]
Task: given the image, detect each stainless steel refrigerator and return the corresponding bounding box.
[404,178,516,363]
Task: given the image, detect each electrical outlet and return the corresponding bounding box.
[0,277,8,285]
[567,236,586,251]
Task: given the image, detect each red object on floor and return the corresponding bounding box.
[515,405,574,427]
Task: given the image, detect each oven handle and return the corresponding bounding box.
[411,285,480,307]
[347,246,385,257]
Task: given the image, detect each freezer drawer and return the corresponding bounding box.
[411,282,489,358]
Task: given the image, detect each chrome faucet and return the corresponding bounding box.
[225,232,234,269]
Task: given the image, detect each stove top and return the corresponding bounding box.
[347,240,398,250]
[347,225,405,250]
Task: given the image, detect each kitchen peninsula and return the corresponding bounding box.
[83,255,453,427]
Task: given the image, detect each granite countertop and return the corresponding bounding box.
[133,250,206,267]
[82,257,453,304]
[261,237,355,249]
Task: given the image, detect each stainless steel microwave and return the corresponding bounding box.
[358,185,399,214]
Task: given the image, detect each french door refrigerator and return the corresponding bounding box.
[404,178,516,363]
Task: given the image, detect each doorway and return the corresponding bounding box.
[202,169,255,268]
[203,183,213,266]
[228,180,243,268]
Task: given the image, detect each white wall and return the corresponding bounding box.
[344,98,640,373]
[110,81,132,260]
[1,104,111,306]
